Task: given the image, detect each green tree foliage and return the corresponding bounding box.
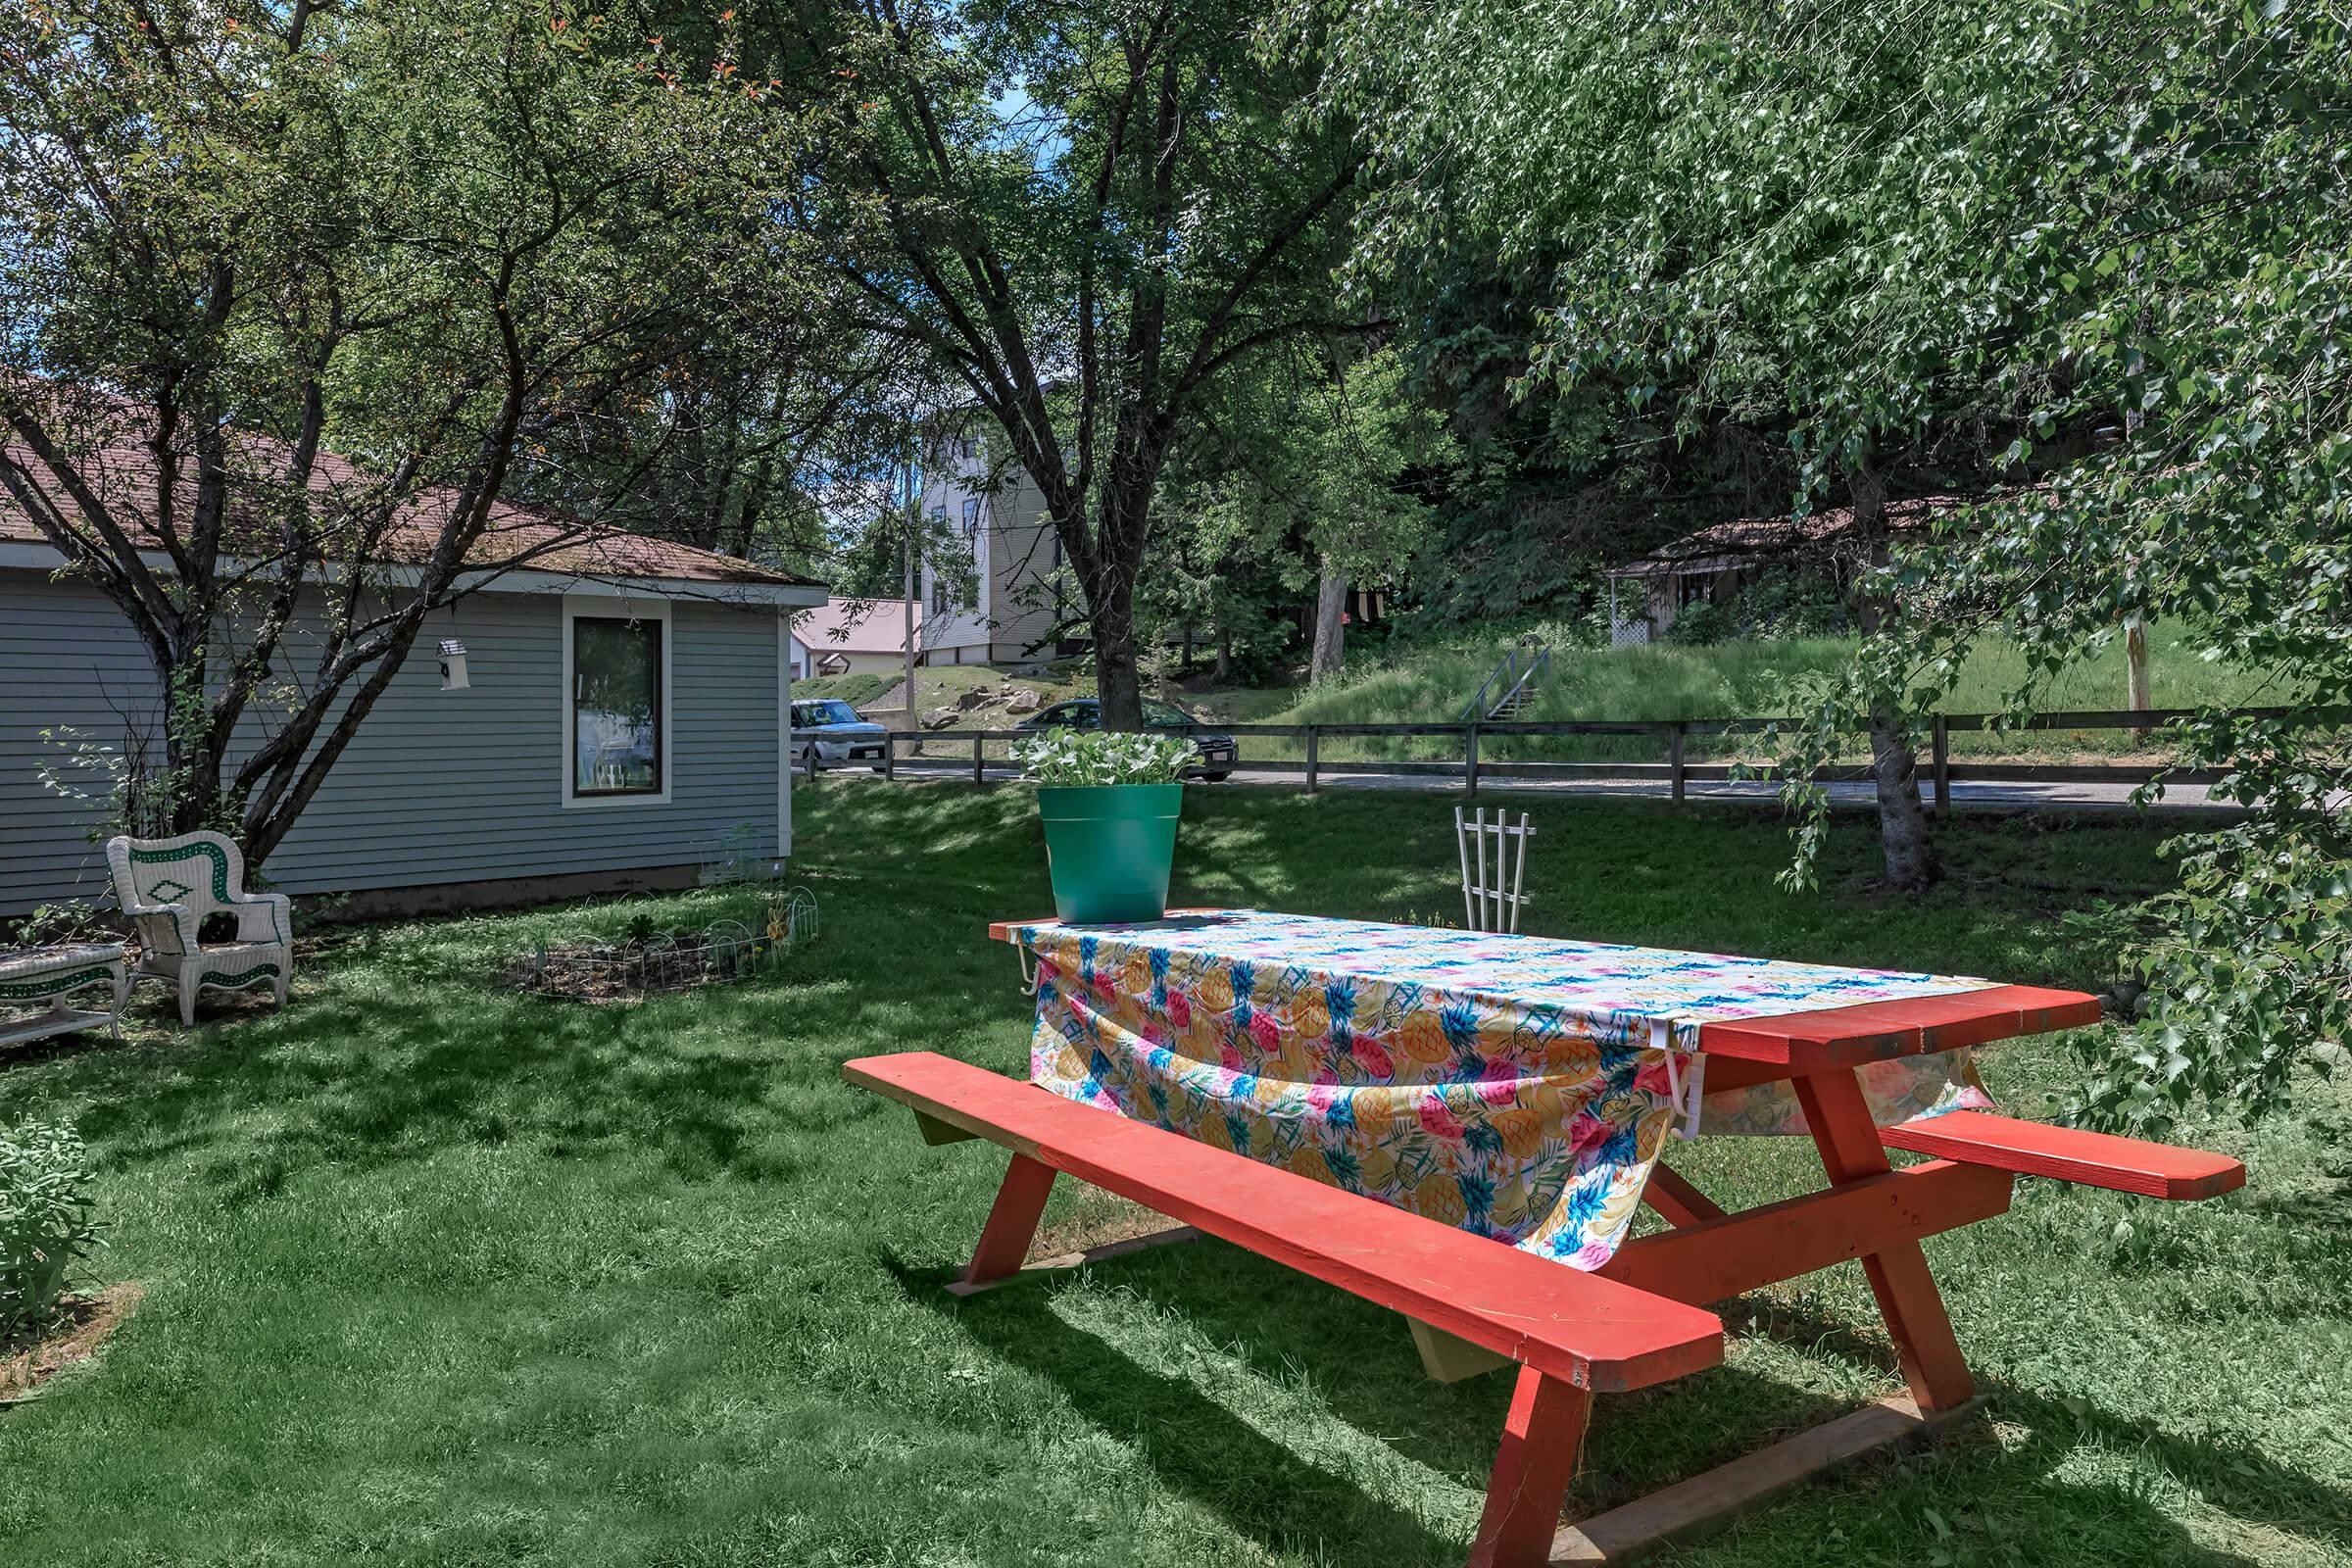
[0,0,856,861]
[1332,0,2349,1125]
[1151,344,1451,679]
[743,0,1369,728]
[1329,0,2146,890]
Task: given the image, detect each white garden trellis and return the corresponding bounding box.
[1454,806,1535,934]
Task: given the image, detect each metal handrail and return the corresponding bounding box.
[1460,637,1552,721]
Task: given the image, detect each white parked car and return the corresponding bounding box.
[790,699,891,770]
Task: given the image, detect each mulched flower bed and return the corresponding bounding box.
[1,1282,141,1406]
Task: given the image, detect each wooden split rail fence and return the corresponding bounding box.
[808,705,2345,810]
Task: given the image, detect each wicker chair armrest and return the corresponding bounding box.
[230,893,292,946]
[117,891,183,919]
[127,905,193,956]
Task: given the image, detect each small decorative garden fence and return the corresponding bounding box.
[506,889,818,1004]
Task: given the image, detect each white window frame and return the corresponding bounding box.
[562,593,673,808]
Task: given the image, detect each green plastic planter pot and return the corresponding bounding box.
[1037,783,1184,924]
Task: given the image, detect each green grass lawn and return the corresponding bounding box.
[3,785,2346,1566]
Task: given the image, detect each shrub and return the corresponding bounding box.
[1729,570,1851,639]
[4,901,115,950]
[1663,597,1736,646]
[1,1119,102,1338]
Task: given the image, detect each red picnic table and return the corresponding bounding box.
[845,909,2242,1566]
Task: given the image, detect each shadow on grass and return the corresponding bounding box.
[1723,1291,2352,1558]
[15,879,1036,1198]
[887,1233,2334,1567]
[883,1251,1469,1566]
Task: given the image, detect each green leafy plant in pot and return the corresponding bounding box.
[1014,727,1197,923]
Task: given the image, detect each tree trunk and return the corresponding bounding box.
[1093,570,1144,730]
[1215,623,1232,682]
[1849,462,1938,893]
[1310,565,1347,681]
[164,659,218,836]
[1867,713,1939,890]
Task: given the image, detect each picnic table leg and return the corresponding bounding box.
[1793,1069,1977,1415]
[1641,1161,1726,1228]
[1468,1365,1592,1568]
[956,1153,1057,1291]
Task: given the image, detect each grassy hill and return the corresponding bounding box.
[792,662,1086,723]
[1181,622,2289,765]
[796,622,2291,766]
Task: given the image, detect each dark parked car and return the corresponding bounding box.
[1017,698,1238,781]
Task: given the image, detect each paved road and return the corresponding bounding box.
[873,759,2231,812]
[1223,766,2229,812]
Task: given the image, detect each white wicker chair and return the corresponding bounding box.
[105,831,292,1025]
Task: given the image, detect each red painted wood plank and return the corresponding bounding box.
[1467,1367,1592,1568]
[1880,1110,2245,1200]
[1796,1070,1978,1415]
[1694,1055,1796,1094]
[960,1153,1057,1288]
[844,1052,1725,1394]
[1551,1394,1984,1564]
[987,907,1234,944]
[1601,1160,2013,1306]
[1697,985,2104,1069]
[1640,1162,1728,1228]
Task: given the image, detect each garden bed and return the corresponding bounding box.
[0,1283,139,1406]
[502,891,817,1004]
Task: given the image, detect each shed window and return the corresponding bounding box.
[571,616,663,795]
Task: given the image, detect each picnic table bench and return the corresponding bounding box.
[846,910,2243,1566]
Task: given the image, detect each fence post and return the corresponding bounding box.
[1305,726,1320,795]
[972,732,985,786]
[1932,715,1951,818]
[1668,722,1687,807]
[1464,724,1481,798]
[883,729,896,783]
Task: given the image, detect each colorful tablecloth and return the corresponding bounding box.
[1012,911,1996,1270]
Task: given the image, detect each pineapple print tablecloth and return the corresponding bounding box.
[1011,911,1996,1270]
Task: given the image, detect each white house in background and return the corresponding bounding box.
[787,597,922,679]
[916,421,1070,666]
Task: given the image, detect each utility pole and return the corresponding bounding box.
[901,432,919,732]
[2126,614,2151,740]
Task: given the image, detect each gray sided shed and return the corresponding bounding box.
[1,560,824,919]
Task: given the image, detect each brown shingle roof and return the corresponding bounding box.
[1,416,820,591]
